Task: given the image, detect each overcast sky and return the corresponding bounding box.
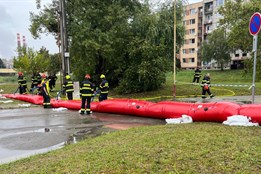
[0,0,201,60]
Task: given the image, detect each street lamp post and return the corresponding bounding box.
[59,0,70,82]
[173,0,177,100]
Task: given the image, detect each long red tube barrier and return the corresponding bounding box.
[2,94,261,124]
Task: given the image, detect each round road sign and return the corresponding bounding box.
[249,12,261,36]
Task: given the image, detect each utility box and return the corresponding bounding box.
[73,81,80,100]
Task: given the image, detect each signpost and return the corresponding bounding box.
[249,12,261,103]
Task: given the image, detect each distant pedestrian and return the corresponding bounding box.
[80,74,94,114]
[63,75,74,100]
[201,73,214,99]
[99,74,109,102]
[193,67,202,84]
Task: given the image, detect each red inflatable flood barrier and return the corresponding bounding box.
[3,94,43,105]
[239,104,261,124]
[2,94,261,124]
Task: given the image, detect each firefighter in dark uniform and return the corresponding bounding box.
[41,77,51,108]
[99,74,109,102]
[36,72,42,85]
[80,74,94,114]
[17,72,27,94]
[38,74,47,96]
[48,74,57,92]
[36,72,42,95]
[63,75,74,100]
[193,67,202,83]
[30,72,38,93]
[201,73,214,99]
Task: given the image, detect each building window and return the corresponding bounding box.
[182,58,186,63]
[189,39,195,44]
[190,19,195,24]
[235,54,239,57]
[206,25,212,33]
[205,4,213,12]
[207,14,212,21]
[182,49,186,54]
[189,48,195,54]
[216,0,224,6]
[242,52,247,56]
[189,29,195,34]
[189,58,195,63]
[190,8,196,15]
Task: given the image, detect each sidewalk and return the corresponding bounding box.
[178,95,261,104]
[216,95,261,104]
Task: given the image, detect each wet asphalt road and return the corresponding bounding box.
[0,106,165,164]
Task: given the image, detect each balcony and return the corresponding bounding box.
[204,30,212,35]
[204,19,212,24]
[204,7,213,14]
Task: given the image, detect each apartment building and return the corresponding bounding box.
[180,1,203,69]
[179,0,248,69]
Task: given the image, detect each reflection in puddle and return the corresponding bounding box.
[105,123,146,130]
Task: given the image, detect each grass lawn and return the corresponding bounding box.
[110,69,261,100]
[0,124,260,173]
[0,70,260,173]
[1,69,259,99]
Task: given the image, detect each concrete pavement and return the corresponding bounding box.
[178,95,261,104]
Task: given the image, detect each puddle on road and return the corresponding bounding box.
[0,107,165,164]
[104,123,147,130]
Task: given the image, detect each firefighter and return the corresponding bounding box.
[201,73,214,99]
[30,72,38,93]
[39,74,50,96]
[36,72,42,95]
[48,73,57,92]
[63,75,74,100]
[193,67,202,84]
[80,74,94,114]
[99,74,109,102]
[17,72,27,94]
[41,77,51,108]
[36,72,42,85]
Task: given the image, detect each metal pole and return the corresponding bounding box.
[251,35,258,103]
[173,0,177,100]
[62,0,70,74]
[59,0,65,81]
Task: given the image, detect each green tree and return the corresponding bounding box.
[29,0,59,40]
[46,53,61,75]
[0,58,6,68]
[219,0,261,52]
[200,29,230,70]
[116,2,182,93]
[30,0,186,93]
[218,0,261,78]
[13,47,50,75]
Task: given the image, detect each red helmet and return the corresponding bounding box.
[85,74,91,79]
[18,72,23,76]
[41,74,46,78]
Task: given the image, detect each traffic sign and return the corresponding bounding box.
[249,12,261,36]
